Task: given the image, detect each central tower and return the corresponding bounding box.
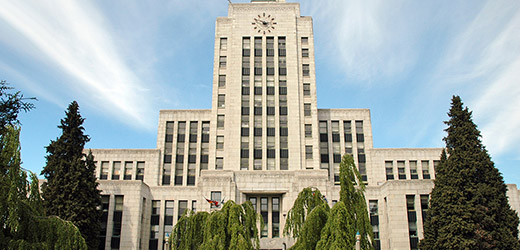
[211,0,319,173]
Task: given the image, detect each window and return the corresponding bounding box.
[192,200,197,212]
[149,200,160,250]
[217,115,224,128]
[302,64,310,76]
[260,197,268,237]
[162,163,171,185]
[216,157,223,170]
[304,103,311,116]
[216,136,224,150]
[301,37,308,45]
[422,160,430,179]
[302,48,309,57]
[410,161,418,179]
[305,145,313,159]
[99,195,110,248]
[211,192,221,208]
[305,124,312,137]
[220,37,227,50]
[178,200,188,220]
[111,195,124,249]
[112,161,121,180]
[219,56,226,68]
[385,161,394,180]
[369,200,381,250]
[398,161,406,179]
[272,197,280,237]
[100,161,109,180]
[136,162,145,180]
[407,195,419,250]
[303,83,310,96]
[218,75,226,87]
[217,94,225,108]
[164,200,174,248]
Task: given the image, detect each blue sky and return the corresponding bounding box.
[1,0,519,186]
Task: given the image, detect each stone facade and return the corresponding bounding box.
[90,1,520,250]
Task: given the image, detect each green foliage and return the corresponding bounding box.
[0,80,36,136]
[0,126,87,250]
[169,200,261,250]
[316,202,355,249]
[338,154,373,250]
[286,154,374,250]
[284,187,327,238]
[420,96,520,249]
[288,203,329,250]
[41,101,102,250]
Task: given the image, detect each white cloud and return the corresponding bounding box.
[0,1,156,130]
[431,0,520,156]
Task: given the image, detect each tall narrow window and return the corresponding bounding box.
[406,195,418,250]
[217,115,224,129]
[260,197,268,237]
[410,161,418,179]
[398,161,406,179]
[218,94,225,108]
[303,83,310,96]
[218,75,226,87]
[149,200,160,250]
[216,136,224,150]
[369,200,381,250]
[420,194,429,225]
[220,37,227,50]
[304,103,311,116]
[344,121,353,155]
[164,201,174,249]
[319,121,329,170]
[111,195,124,250]
[216,157,223,170]
[272,197,280,237]
[422,160,430,179]
[178,200,188,220]
[305,124,312,137]
[100,161,109,180]
[136,162,145,180]
[98,195,110,249]
[305,145,313,159]
[112,161,121,180]
[385,161,394,180]
[162,162,171,185]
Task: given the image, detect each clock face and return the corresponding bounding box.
[252,13,277,34]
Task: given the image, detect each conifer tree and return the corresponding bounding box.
[41,101,102,250]
[420,96,520,249]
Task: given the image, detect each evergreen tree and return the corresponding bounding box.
[41,101,102,250]
[420,96,520,249]
[0,80,36,136]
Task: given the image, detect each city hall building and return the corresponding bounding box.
[90,1,520,249]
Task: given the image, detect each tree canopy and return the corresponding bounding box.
[169,200,261,250]
[286,154,374,250]
[41,101,102,250]
[420,96,520,249]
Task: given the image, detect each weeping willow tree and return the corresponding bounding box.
[0,126,87,250]
[169,200,261,250]
[286,154,374,250]
[284,187,328,239]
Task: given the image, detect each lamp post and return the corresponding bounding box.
[355,231,361,250]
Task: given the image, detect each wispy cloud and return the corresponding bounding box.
[431,0,520,156]
[0,1,156,130]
